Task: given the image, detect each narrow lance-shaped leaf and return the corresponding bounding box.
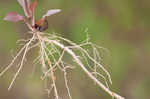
[42,9,61,19]
[29,0,37,26]
[17,0,31,18]
[30,0,37,13]
[3,12,24,22]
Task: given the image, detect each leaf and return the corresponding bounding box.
[30,0,37,13]
[3,12,24,22]
[17,0,31,18]
[42,9,61,18]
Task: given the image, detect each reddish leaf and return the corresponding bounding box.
[30,0,37,13]
[17,0,31,18]
[42,9,61,18]
[4,12,24,22]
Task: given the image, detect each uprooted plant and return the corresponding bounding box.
[1,0,125,99]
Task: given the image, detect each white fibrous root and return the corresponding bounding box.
[0,31,125,99]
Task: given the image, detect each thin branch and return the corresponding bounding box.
[38,37,59,99]
[44,38,124,99]
[0,39,30,77]
[8,34,35,90]
[53,47,72,99]
[47,35,112,84]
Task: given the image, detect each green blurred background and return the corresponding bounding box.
[0,0,150,99]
